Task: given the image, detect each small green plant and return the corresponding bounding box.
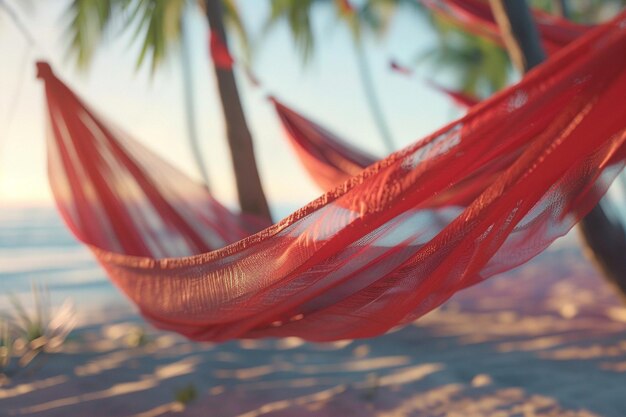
[8,284,75,368]
[124,326,149,348]
[174,383,198,406]
[0,318,13,375]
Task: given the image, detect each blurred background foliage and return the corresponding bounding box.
[53,0,626,100]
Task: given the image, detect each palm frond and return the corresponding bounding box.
[222,0,251,62]
[66,0,251,72]
[266,0,316,63]
[66,0,131,68]
[419,13,512,98]
[66,0,185,71]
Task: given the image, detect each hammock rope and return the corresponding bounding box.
[38,11,626,342]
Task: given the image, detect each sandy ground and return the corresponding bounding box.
[2,235,626,417]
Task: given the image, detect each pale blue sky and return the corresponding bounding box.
[0,0,459,214]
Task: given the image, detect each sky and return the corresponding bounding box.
[0,0,459,215]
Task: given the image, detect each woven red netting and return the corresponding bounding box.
[38,12,626,341]
[271,97,378,191]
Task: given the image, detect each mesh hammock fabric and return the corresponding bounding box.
[272,96,489,204]
[271,98,378,191]
[38,12,626,342]
[272,78,478,193]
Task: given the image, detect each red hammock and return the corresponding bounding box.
[422,0,591,55]
[271,98,377,191]
[40,71,264,258]
[274,0,589,192]
[272,96,491,202]
[38,12,626,342]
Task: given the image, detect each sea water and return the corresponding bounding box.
[0,206,126,315]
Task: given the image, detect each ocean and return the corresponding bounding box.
[0,206,128,316]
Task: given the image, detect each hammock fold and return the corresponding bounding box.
[38,12,626,342]
[271,98,378,190]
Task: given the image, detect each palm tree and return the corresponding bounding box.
[203,0,271,221]
[67,0,272,221]
[420,16,511,99]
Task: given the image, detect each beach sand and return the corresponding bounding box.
[2,220,626,416]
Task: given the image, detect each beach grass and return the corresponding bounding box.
[4,284,75,372]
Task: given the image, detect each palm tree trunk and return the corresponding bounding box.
[353,40,396,153]
[488,0,545,71]
[489,0,626,296]
[204,0,272,222]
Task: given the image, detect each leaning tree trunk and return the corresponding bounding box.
[489,0,626,297]
[204,0,272,222]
